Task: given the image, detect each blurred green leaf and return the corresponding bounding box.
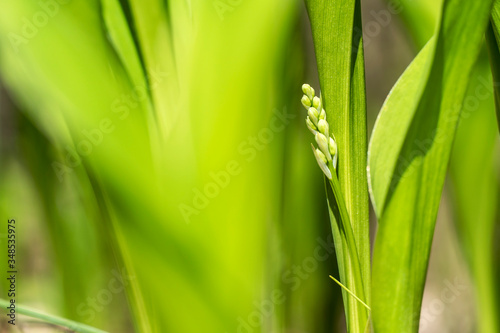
[395,0,440,48]
[101,0,147,90]
[0,1,299,332]
[487,1,500,130]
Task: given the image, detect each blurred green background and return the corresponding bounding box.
[0,0,498,332]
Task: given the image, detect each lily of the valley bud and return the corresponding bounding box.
[319,108,326,120]
[302,84,315,100]
[308,107,319,126]
[318,119,329,136]
[328,138,337,156]
[315,132,332,161]
[329,137,337,156]
[306,117,318,134]
[312,144,332,180]
[330,137,338,170]
[301,95,311,109]
[312,96,321,109]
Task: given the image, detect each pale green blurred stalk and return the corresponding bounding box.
[450,58,500,333]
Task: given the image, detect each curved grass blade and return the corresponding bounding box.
[329,275,370,311]
[0,299,108,333]
[368,0,494,331]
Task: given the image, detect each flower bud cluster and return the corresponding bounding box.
[301,84,338,179]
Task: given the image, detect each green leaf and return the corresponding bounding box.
[486,0,500,131]
[101,0,147,90]
[325,173,369,332]
[394,0,441,48]
[304,0,370,331]
[368,0,493,331]
[449,60,500,333]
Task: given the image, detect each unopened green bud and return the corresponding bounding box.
[315,148,327,164]
[312,144,332,179]
[316,133,332,161]
[308,107,319,125]
[306,117,317,134]
[318,119,329,136]
[302,84,315,100]
[319,108,326,120]
[301,95,311,109]
[312,96,321,109]
[330,136,338,170]
[329,137,337,156]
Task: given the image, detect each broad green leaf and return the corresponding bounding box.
[396,1,500,331]
[368,0,493,332]
[304,0,370,331]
